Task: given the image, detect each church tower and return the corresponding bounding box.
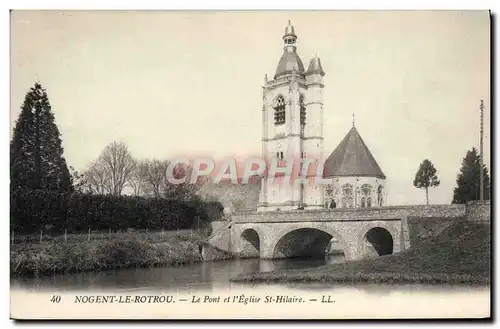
[258,22,325,212]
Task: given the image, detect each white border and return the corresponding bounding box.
[2,1,498,328]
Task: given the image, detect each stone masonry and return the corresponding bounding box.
[206,203,490,261]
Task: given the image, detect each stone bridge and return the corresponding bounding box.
[207,204,472,261]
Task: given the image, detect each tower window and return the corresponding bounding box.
[300,94,306,126]
[274,95,286,125]
[276,151,285,167]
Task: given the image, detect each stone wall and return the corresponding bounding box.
[210,220,229,234]
[465,200,491,222]
[233,204,466,223]
[206,221,232,252]
[201,242,234,261]
[407,217,459,246]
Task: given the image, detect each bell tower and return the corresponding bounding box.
[257,21,325,212]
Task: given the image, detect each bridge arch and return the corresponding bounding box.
[272,226,348,259]
[364,227,393,256]
[240,228,261,258]
[353,221,400,259]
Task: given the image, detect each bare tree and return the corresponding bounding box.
[142,159,168,197]
[81,160,110,194]
[94,141,136,195]
[127,159,147,196]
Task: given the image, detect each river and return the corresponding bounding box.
[10,256,491,319]
[11,255,346,293]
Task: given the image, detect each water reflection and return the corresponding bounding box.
[14,254,488,296]
[11,254,490,307]
[11,255,346,293]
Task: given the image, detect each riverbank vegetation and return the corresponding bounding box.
[11,230,233,277]
[11,188,223,235]
[231,220,490,285]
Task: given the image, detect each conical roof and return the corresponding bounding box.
[306,56,325,76]
[323,127,386,179]
[275,52,305,78]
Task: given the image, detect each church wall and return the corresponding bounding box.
[301,139,323,163]
[297,72,325,210]
[266,181,293,205]
[259,74,310,211]
[324,176,386,209]
[263,88,289,140]
[303,82,323,139]
[306,72,323,85]
[303,183,323,209]
[303,72,323,158]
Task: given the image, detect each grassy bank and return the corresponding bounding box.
[231,220,490,285]
[11,231,233,277]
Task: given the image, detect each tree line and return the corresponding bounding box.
[10,188,223,234]
[78,143,207,199]
[413,148,490,205]
[10,82,220,235]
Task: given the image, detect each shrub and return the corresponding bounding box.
[10,189,224,234]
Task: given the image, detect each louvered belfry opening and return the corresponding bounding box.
[274,95,286,125]
[300,94,306,127]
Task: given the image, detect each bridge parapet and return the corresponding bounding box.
[232,204,466,223]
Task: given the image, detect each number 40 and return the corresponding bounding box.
[50,295,61,303]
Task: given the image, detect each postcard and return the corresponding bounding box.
[9,10,491,320]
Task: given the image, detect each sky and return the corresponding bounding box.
[10,10,491,205]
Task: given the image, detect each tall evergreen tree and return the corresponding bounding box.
[10,82,73,192]
[452,147,490,204]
